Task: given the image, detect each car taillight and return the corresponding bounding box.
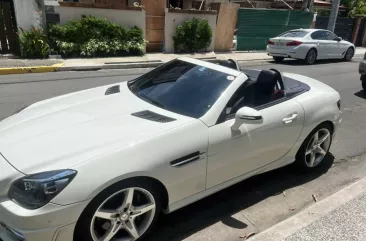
[268,40,275,45]
[337,100,341,110]
[286,41,302,46]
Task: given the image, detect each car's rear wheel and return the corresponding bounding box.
[344,47,354,61]
[74,179,162,241]
[273,57,284,63]
[294,123,333,172]
[304,49,317,65]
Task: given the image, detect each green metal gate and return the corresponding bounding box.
[237,9,314,51]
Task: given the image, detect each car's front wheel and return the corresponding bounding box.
[74,179,162,241]
[344,47,354,61]
[304,49,317,65]
[273,56,284,62]
[294,123,333,172]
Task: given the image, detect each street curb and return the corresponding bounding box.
[1,53,363,75]
[0,63,64,75]
[57,62,163,72]
[249,177,366,241]
[56,58,273,72]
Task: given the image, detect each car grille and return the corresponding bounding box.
[131,110,176,123]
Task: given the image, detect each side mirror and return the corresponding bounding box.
[337,37,342,42]
[231,107,263,130]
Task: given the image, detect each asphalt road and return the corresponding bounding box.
[1,57,366,241]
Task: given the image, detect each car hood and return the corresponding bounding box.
[0,82,193,174]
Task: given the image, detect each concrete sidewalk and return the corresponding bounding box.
[0,48,365,75]
[58,47,366,70]
[250,177,366,241]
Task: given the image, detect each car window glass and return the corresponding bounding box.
[128,60,234,118]
[278,30,308,38]
[325,31,337,40]
[311,31,326,40]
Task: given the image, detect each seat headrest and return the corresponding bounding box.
[256,70,278,95]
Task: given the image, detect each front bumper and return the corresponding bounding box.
[0,200,89,241]
[332,110,342,139]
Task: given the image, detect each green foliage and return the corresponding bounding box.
[19,26,50,58]
[340,0,366,17]
[173,18,212,53]
[346,0,366,17]
[314,8,331,16]
[48,16,145,57]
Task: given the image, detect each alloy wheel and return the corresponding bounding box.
[307,50,316,64]
[304,128,331,167]
[346,48,354,61]
[90,187,156,241]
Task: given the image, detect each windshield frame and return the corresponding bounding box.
[127,59,238,119]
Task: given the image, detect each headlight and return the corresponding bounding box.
[8,169,77,210]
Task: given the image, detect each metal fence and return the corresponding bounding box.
[237,9,314,51]
[0,0,20,55]
[315,16,355,42]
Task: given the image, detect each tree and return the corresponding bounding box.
[342,0,366,17]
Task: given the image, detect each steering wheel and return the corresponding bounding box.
[269,68,285,91]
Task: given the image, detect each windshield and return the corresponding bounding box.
[278,30,309,38]
[128,60,235,118]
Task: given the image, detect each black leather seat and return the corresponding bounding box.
[251,69,279,106]
[230,69,279,113]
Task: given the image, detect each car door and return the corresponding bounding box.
[310,30,330,59]
[329,32,351,57]
[206,86,305,189]
[324,31,343,58]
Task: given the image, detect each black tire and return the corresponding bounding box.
[293,123,333,173]
[362,79,366,91]
[343,47,354,61]
[304,49,317,65]
[74,179,162,241]
[273,57,284,63]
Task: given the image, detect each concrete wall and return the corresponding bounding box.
[13,0,46,31]
[54,6,146,38]
[164,9,217,53]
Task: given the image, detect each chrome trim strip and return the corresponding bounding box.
[171,153,205,167]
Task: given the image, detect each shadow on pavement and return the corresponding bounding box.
[147,154,335,241]
[269,59,348,66]
[354,90,366,99]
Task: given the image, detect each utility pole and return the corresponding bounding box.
[327,0,340,32]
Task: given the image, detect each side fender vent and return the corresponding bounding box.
[131,110,176,123]
[105,85,120,95]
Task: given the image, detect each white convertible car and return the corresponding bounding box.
[0,58,341,241]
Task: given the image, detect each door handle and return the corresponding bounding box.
[282,114,298,124]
